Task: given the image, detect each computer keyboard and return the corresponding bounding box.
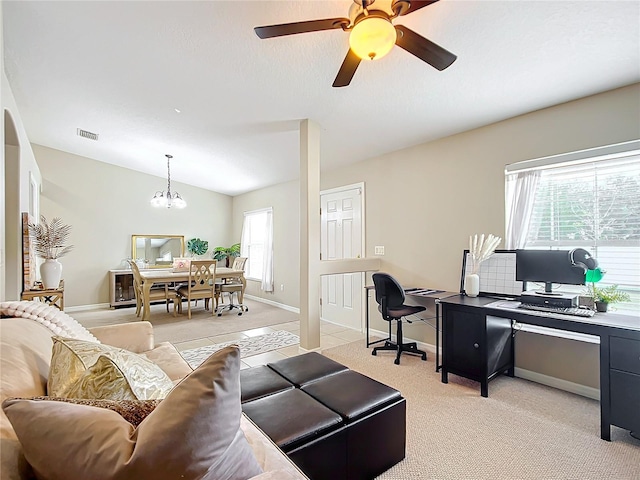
[518,303,596,317]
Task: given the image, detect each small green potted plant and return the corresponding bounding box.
[212,243,240,267]
[187,238,209,257]
[587,284,630,312]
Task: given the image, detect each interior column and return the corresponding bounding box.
[299,119,321,351]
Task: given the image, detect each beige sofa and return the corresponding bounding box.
[0,317,307,480]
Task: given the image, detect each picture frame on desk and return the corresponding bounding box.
[460,249,523,298]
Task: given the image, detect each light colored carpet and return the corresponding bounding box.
[322,341,640,480]
[179,331,300,368]
[73,298,300,344]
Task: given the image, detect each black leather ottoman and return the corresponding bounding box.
[240,353,406,480]
[267,351,349,386]
[302,370,406,480]
[240,365,294,403]
[241,388,347,479]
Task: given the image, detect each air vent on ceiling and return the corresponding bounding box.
[77,128,99,141]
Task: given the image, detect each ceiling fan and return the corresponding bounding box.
[254,0,457,87]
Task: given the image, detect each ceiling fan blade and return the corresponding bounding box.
[395,25,456,71]
[333,49,361,87]
[392,0,439,17]
[255,18,349,39]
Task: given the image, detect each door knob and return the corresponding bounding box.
[473,343,479,349]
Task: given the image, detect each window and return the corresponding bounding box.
[241,208,274,292]
[506,142,640,310]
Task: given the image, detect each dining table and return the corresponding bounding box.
[138,267,246,321]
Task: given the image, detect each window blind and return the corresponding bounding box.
[524,155,640,298]
[505,140,640,312]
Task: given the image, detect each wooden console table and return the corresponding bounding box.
[21,280,65,310]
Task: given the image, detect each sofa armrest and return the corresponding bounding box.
[88,322,154,353]
[249,470,307,480]
[242,414,308,479]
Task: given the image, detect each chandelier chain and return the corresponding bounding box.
[166,154,172,194]
[151,153,185,208]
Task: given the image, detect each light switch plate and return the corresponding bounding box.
[374,246,385,256]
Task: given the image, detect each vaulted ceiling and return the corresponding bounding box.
[4,1,639,195]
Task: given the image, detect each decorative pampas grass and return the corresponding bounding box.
[469,233,501,274]
[28,215,74,260]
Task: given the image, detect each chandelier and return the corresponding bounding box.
[150,154,186,209]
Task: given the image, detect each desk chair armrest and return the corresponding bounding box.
[380,296,390,321]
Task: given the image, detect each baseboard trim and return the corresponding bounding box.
[244,294,299,314]
[65,303,110,313]
[299,345,322,353]
[319,316,362,332]
[514,367,599,400]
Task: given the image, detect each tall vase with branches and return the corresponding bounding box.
[465,233,502,297]
[28,216,74,289]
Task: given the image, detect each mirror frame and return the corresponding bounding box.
[131,235,185,269]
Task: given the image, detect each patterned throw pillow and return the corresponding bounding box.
[172,257,191,272]
[48,337,174,400]
[2,346,263,480]
[24,397,160,427]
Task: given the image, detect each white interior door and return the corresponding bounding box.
[321,184,364,330]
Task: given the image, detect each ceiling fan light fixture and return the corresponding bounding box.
[349,15,397,61]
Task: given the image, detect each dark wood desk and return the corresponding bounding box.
[439,295,640,441]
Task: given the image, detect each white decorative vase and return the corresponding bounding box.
[40,259,62,289]
[465,273,480,297]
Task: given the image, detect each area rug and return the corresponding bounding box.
[180,330,299,368]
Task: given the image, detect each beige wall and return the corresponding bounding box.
[235,83,640,390]
[1,70,41,301]
[34,145,233,307]
[231,179,299,308]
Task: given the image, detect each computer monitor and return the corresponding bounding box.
[515,249,586,295]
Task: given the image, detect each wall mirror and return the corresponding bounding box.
[131,235,185,268]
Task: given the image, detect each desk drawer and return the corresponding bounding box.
[610,337,640,375]
[610,370,640,433]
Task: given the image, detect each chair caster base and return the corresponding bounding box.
[372,340,427,365]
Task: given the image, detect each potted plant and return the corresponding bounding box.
[187,238,209,257]
[212,243,240,267]
[587,284,630,312]
[28,216,74,289]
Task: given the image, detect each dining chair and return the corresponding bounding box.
[217,257,248,316]
[174,260,217,319]
[128,260,173,317]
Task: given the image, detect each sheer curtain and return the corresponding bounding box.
[505,170,541,249]
[240,208,274,292]
[261,209,274,292]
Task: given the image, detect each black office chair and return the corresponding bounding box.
[372,273,427,365]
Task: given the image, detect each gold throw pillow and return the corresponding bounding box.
[48,336,174,400]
